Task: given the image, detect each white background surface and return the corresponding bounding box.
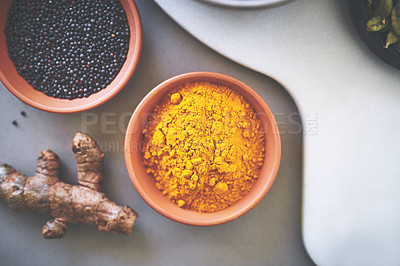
[0,1,313,265]
[154,0,400,265]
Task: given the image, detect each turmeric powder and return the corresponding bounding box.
[143,81,265,212]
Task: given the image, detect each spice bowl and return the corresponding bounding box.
[125,72,281,226]
[0,0,142,113]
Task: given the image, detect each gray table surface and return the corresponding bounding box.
[0,1,313,265]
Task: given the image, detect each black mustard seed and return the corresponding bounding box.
[5,0,130,100]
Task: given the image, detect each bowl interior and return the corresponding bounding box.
[0,0,142,113]
[125,72,281,225]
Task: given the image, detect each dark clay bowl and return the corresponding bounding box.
[0,0,142,113]
[124,72,281,226]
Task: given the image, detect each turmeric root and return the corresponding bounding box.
[0,132,138,239]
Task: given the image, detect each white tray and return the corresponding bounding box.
[155,0,400,265]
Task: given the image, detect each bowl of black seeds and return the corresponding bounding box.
[0,0,142,113]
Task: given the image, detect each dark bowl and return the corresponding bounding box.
[348,0,400,70]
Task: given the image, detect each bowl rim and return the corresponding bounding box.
[196,0,295,9]
[124,71,281,226]
[0,0,143,113]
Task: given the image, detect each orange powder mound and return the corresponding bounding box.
[142,81,265,212]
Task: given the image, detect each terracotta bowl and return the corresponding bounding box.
[0,0,142,113]
[125,72,281,226]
